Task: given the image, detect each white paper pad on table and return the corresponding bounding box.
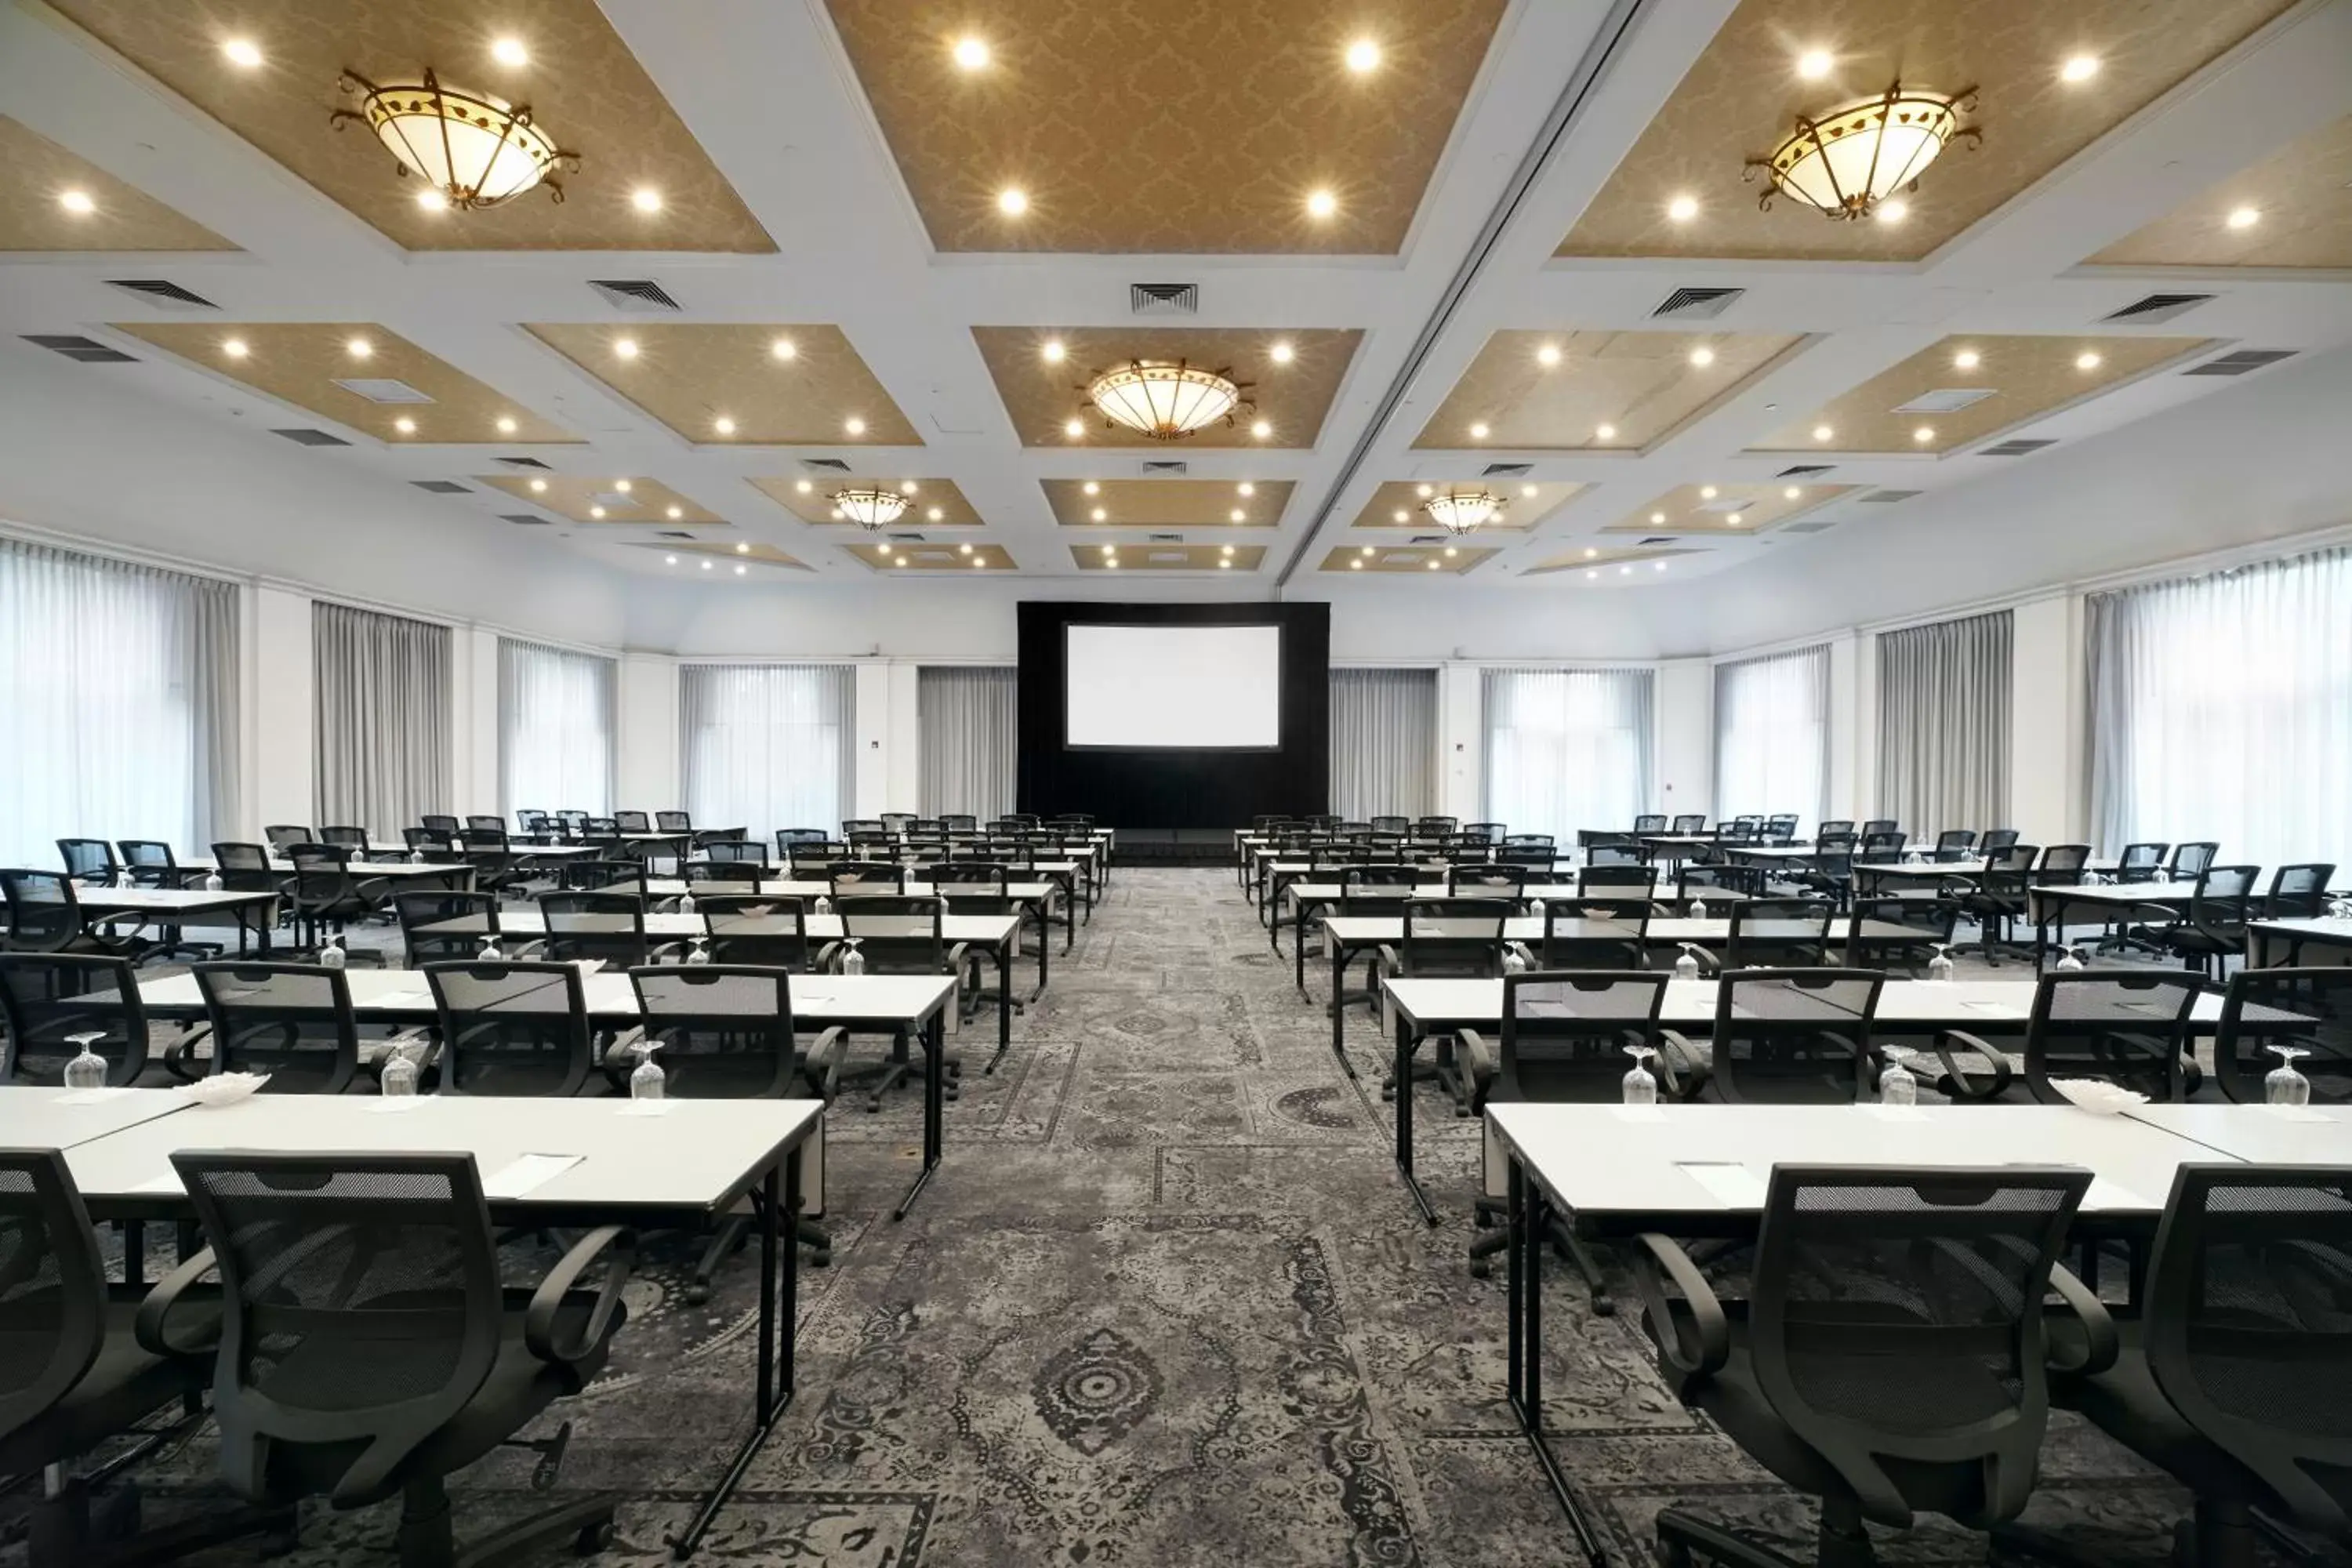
[366,1098,431,1115]
[56,1087,130,1105]
[1678,1161,1769,1207]
[616,1101,676,1117]
[2256,1104,2330,1123]
[481,1153,583,1198]
[1609,1105,1668,1123]
[1859,1104,1929,1122]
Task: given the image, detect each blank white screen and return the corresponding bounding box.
[1065,624,1282,749]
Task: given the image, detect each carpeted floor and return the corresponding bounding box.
[56,869,2264,1565]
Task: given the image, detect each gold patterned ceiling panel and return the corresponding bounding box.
[1072,544,1265,572]
[524,324,920,447]
[1748,333,2216,454]
[1041,479,1292,529]
[753,476,981,527]
[477,474,717,524]
[845,541,1017,572]
[0,115,238,252]
[45,0,773,252]
[111,321,576,444]
[1412,330,1802,450]
[640,540,808,572]
[822,0,1505,254]
[1602,481,1856,536]
[974,327,1361,450]
[1348,479,1584,531]
[1556,0,2293,262]
[1523,544,1700,575]
[1321,543,1497,575]
[2090,114,2352,270]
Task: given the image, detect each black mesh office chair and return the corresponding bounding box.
[698,894,825,971]
[535,891,673,969]
[110,841,219,961]
[321,826,376,856]
[185,962,363,1094]
[563,858,641,896]
[1842,895,1955,977]
[280,844,390,960]
[2266,862,2336,920]
[424,960,598,1098]
[2129,865,2261,981]
[1682,968,1882,1105]
[393,891,514,967]
[1368,815,1410,835]
[1639,1165,2095,1568]
[1765,814,1801,844]
[1859,818,1897,837]
[1634,815,1668,834]
[1955,843,2040,963]
[1932,829,1976,861]
[2210,967,2352,1105]
[1323,866,1421,997]
[2114,842,2169,882]
[1528,896,1652,971]
[555,810,591,839]
[402,826,462,861]
[419,815,462,838]
[2166,841,2220,882]
[613,811,652,833]
[209,843,282,951]
[1816,820,1854,840]
[1979,828,2020,856]
[262,826,314,851]
[828,860,906,898]
[1671,815,1707,834]
[1460,971,1690,1303]
[2,869,139,956]
[1588,843,1646,868]
[162,1150,629,1566]
[1936,971,2203,1106]
[1373,900,1506,1115]
[655,810,692,833]
[683,860,765,895]
[1702,898,1836,973]
[630,966,842,1283]
[703,840,770,867]
[1678,863,1757,904]
[0,953,155,1086]
[1446,865,1528,903]
[832,895,966,1109]
[55,839,118,886]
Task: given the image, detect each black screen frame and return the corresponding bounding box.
[1059,620,1287,753]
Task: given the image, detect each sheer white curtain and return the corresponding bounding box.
[2090,544,2352,869]
[918,666,1016,818]
[1877,611,2012,837]
[681,664,855,838]
[1330,668,1438,819]
[1714,647,1829,830]
[499,638,615,818]
[0,535,240,866]
[314,603,450,837]
[1481,669,1653,840]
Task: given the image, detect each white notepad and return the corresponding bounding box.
[2255,1104,2330,1123]
[365,1098,431,1115]
[1678,1161,1768,1207]
[1608,1105,1668,1123]
[56,1087,129,1105]
[616,1100,677,1118]
[1858,1104,1929,1123]
[481,1153,583,1198]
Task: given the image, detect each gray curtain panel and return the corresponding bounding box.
[1328,669,1439,820]
[681,663,855,839]
[1876,609,2012,837]
[313,601,451,839]
[1713,646,1830,829]
[499,637,616,817]
[185,572,242,850]
[917,666,1017,818]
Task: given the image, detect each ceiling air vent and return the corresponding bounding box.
[1410,535,1454,546]
[1147,550,1189,564]
[1377,552,1421,568]
[1651,285,1746,321]
[1775,463,1834,479]
[496,456,552,469]
[1639,535,1678,546]
[271,428,350,447]
[1860,488,1922,503]
[1781,520,1836,534]
[1128,283,1198,316]
[499,514,551,526]
[2101,292,2214,325]
[586,278,681,313]
[1892,387,1994,414]
[1480,462,1534,478]
[103,278,218,310]
[1979,438,2056,457]
[656,529,695,539]
[1140,459,1188,476]
[1146,532,1185,543]
[800,457,853,474]
[2183,348,2297,377]
[410,479,470,494]
[338,378,435,404]
[885,532,927,544]
[22,333,137,363]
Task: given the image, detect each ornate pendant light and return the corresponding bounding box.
[830,487,911,530]
[1080,359,1254,441]
[1421,487,1504,536]
[334,68,578,209]
[1745,82,1978,221]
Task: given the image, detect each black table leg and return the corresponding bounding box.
[1393,1015,1437,1225]
[671,1158,789,1557]
[1504,1164,1606,1568]
[1328,939,1354,1076]
[894,1006,944,1220]
[1032,899,1051,1000]
[1295,902,1308,992]
[991,944,1013,1072]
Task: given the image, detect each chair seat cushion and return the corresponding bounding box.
[0,1298,210,1475]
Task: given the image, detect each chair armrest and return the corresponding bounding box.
[1374,942,1399,975]
[135,1247,221,1359]
[814,941,841,971]
[526,1225,635,1367]
[1457,1026,1493,1077]
[1931,1029,2015,1102]
[1657,1029,1708,1098]
[162,1023,213,1083]
[1505,940,1537,969]
[1631,1232,1729,1392]
[2044,1263,2118,1375]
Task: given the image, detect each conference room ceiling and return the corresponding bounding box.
[2,0,2349,593]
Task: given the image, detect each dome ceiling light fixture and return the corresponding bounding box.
[1421,486,1505,536]
[1745,81,1978,222]
[830,486,911,530]
[1079,358,1255,441]
[334,67,579,209]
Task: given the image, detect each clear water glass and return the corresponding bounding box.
[678,889,698,917]
[1926,944,1955,982]
[477,935,503,963]
[1501,943,1526,975]
[630,1042,666,1102]
[841,936,866,976]
[2056,947,2086,972]
[1879,1045,1918,1107]
[1672,942,1700,982]
[202,869,224,893]
[381,1043,420,1098]
[63,1033,108,1092]
[1621,1044,1660,1105]
[812,894,833,916]
[687,936,711,965]
[320,934,346,970]
[1688,895,1709,920]
[2328,891,2352,920]
[2265,1044,2311,1108]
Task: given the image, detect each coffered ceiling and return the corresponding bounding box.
[2,0,2350,599]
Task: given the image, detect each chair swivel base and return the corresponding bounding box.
[390,1473,615,1568]
[1467,1196,1615,1314]
[1659,1502,1877,1568]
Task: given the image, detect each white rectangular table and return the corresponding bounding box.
[630,877,1074,962]
[2249,917,2352,967]
[2122,1102,2352,1165]
[0,1085,192,1148]
[72,887,283,951]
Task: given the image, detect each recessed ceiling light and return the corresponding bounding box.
[735,564,746,575]
[953,35,990,71]
[2227,206,2260,230]
[221,38,263,67]
[735,542,749,554]
[1269,341,1294,365]
[1305,188,1338,220]
[589,505,604,517]
[1654,561,1668,571]
[878,543,891,555]
[1237,481,1254,496]
[700,559,712,571]
[1350,558,1364,570]
[1443,546,1458,557]
[1229,508,1246,523]
[1726,513,1745,526]
[1416,484,1433,498]
[1221,543,1236,554]
[771,336,797,360]
[1594,423,1616,441]
[960,543,973,554]
[1783,486,1801,499]
[613,338,638,360]
[795,479,813,494]
[394,416,416,435]
[997,187,1028,216]
[1537,343,1562,368]
[1081,481,1099,495]
[528,478,547,493]
[900,481,917,495]
[928,506,944,521]
[1392,509,1408,523]
[57,189,95,216]
[1521,484,1537,498]
[344,336,372,359]
[1953,349,1980,370]
[1586,569,1598,581]
[1345,38,1381,74]
[613,478,633,493]
[713,416,735,436]
[1650,512,1666,524]
[1913,425,1936,444]
[1360,544,1375,555]
[1102,558,1115,569]
[1585,547,1598,558]
[1426,560,1440,571]
[1250,419,1272,439]
[491,36,528,67]
[665,554,677,565]
[1796,49,1833,79]
[1876,198,1909,224]
[1688,346,1715,367]
[1620,564,1632,575]
[844,416,866,436]
[1468,422,1490,440]
[1813,424,1834,442]
[2060,54,2100,83]
[415,189,447,212]
[1091,507,1107,521]
[1699,485,1718,499]
[1666,194,1699,223]
[895,556,909,567]
[2075,351,2103,371]
[221,338,249,358]
[1101,543,1116,555]
[671,506,687,521]
[1065,417,1086,438]
[1218,558,1232,569]
[829,508,844,521]
[495,416,517,435]
[1041,339,1065,363]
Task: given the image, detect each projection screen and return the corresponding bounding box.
[1063,623,1283,750]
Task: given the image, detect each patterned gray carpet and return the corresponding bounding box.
[78,869,2238,1564]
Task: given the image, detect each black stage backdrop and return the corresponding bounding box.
[1016,601,1329,828]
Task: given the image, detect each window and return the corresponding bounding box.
[314,603,450,837]
[1481,669,1653,840]
[2090,544,2352,872]
[1876,611,2011,836]
[681,664,855,837]
[1330,669,1438,820]
[0,535,239,866]
[499,638,615,817]
[1714,647,1829,830]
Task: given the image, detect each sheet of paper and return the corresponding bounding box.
[365,1098,431,1115]
[1677,1161,1768,1207]
[370,990,431,1008]
[1858,1104,1929,1123]
[1608,1104,1668,1123]
[616,1100,677,1117]
[56,1087,130,1105]
[481,1152,583,1198]
[2254,1103,2330,1123]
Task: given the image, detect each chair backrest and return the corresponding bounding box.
[2034,844,2092,883]
[1860,819,1896,837]
[285,846,361,913]
[0,953,149,1086]
[2266,862,2336,920]
[2168,841,2220,880]
[1538,896,1656,965]
[1670,815,1706,833]
[263,826,314,851]
[1765,815,1800,843]
[425,961,594,1097]
[116,840,180,884]
[1398,898,1506,978]
[171,1149,506,1507]
[2116,841,2169,880]
[939,815,978,833]
[1367,815,1409,834]
[1726,898,1835,968]
[515,810,550,835]
[1494,971,1668,1105]
[2136,1163,2352,1537]
[2021,971,2204,1104]
[535,891,652,967]
[1980,843,2040,891]
[613,811,652,833]
[457,816,499,836]
[567,858,642,895]
[419,815,460,835]
[1456,822,1503,844]
[319,826,371,851]
[1571,862,1648,894]
[1741,1163,2091,1530]
[703,840,769,866]
[193,963,361,1094]
[2212,967,2352,1105]
[209,843,277,891]
[629,965,799,1098]
[776,828,830,848]
[556,810,590,836]
[1858,830,1905,860]
[1679,864,1755,900]
[393,890,501,967]
[1979,829,2020,855]
[1709,967,1883,1104]
[838,894,946,972]
[682,859,763,890]
[2188,865,2262,930]
[878,813,916,833]
[655,811,693,833]
[1587,844,1646,868]
[1446,865,1527,900]
[1633,815,1668,833]
[1817,820,1854,840]
[829,860,906,896]
[0,870,84,953]
[401,827,459,859]
[1933,829,1977,859]
[0,1149,110,1450]
[927,862,1010,895]
[55,838,117,884]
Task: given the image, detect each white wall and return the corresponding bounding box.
[248,583,313,836]
[2009,595,2084,844]
[616,653,681,813]
[1654,659,1711,821]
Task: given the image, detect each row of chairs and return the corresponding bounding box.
[1632,811,1809,842]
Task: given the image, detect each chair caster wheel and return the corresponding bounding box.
[684,1283,710,1306]
[808,1250,831,1269]
[575,1518,616,1555]
[1468,1258,1491,1279]
[1590,1295,1617,1318]
[1379,1085,1396,1102]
